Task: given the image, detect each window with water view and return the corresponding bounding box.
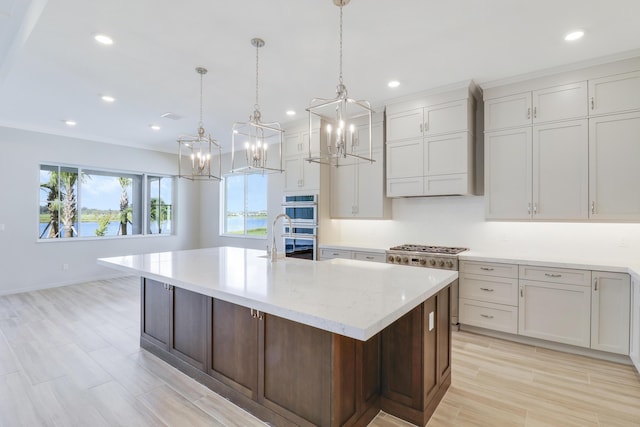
[39,164,173,239]
[223,173,267,237]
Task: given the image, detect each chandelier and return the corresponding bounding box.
[306,0,374,167]
[177,67,222,181]
[230,38,284,174]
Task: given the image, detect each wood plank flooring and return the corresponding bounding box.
[0,277,639,426]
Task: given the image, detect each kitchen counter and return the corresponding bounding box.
[98,246,457,341]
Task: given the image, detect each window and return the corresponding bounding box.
[223,173,267,237]
[39,164,173,239]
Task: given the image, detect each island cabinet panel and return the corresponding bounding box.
[380,286,451,427]
[209,299,258,399]
[141,278,170,348]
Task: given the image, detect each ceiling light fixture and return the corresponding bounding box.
[94,34,113,45]
[306,0,374,167]
[388,80,400,88]
[230,38,284,174]
[64,120,77,126]
[177,67,222,181]
[101,95,115,102]
[564,30,584,41]
[286,110,296,116]
[149,125,160,131]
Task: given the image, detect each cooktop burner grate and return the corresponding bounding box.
[388,244,468,255]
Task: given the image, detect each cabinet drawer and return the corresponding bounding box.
[352,251,386,263]
[319,248,352,260]
[459,273,518,305]
[519,265,591,286]
[387,177,423,197]
[460,261,518,278]
[459,298,518,334]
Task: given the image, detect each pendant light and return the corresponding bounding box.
[177,67,222,181]
[306,0,374,167]
[230,38,284,174]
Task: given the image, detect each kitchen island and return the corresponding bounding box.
[98,247,458,427]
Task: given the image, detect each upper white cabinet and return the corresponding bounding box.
[330,113,391,219]
[589,112,640,220]
[591,271,630,355]
[588,70,640,116]
[485,82,587,132]
[386,82,478,197]
[283,123,321,193]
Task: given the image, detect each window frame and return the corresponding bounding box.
[220,173,268,240]
[38,163,175,241]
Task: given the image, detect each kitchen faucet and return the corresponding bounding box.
[270,213,292,262]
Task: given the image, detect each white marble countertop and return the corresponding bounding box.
[317,244,387,254]
[98,247,457,341]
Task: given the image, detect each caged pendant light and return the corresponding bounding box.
[177,67,222,181]
[230,38,284,174]
[306,0,374,167]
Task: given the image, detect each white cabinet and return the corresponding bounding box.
[485,119,588,220]
[330,115,391,219]
[518,266,591,348]
[588,70,640,116]
[591,271,630,355]
[588,112,640,220]
[459,261,519,334]
[318,246,386,263]
[630,276,640,373]
[283,126,321,193]
[485,82,587,131]
[386,83,477,197]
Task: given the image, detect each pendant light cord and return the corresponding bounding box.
[198,70,204,129]
[339,3,343,86]
[255,41,260,111]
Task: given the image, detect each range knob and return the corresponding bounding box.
[395,256,401,263]
[419,258,427,266]
[402,257,409,264]
[446,260,454,268]
[429,259,436,266]
[388,255,395,263]
[438,260,445,267]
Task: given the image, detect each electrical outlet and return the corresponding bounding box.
[428,311,434,331]
[63,263,69,271]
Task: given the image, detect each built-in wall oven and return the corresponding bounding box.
[386,244,468,325]
[282,195,318,260]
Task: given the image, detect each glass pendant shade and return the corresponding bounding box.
[177,67,222,181]
[231,38,284,174]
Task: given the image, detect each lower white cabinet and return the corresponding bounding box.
[630,277,640,373]
[318,246,386,263]
[591,271,630,355]
[518,278,592,348]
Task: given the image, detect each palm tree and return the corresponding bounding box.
[119,177,132,235]
[59,171,79,237]
[150,197,169,234]
[40,171,60,238]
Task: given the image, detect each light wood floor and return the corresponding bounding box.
[0,277,639,427]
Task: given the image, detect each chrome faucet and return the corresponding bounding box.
[270,213,292,262]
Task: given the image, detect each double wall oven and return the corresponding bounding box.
[282,194,318,260]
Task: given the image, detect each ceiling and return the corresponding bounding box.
[1,0,640,154]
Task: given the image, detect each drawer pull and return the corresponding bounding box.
[365,256,374,260]
[480,287,494,292]
[480,267,494,271]
[480,314,494,319]
[332,253,340,256]
[544,273,562,278]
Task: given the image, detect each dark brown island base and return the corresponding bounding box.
[139,278,452,427]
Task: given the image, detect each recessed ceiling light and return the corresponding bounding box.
[64,120,77,126]
[101,95,115,103]
[388,80,400,88]
[149,125,160,131]
[564,30,584,41]
[286,110,296,116]
[94,34,114,45]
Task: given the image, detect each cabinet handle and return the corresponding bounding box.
[528,202,532,215]
[480,267,494,271]
[591,201,595,214]
[591,97,595,110]
[527,108,531,119]
[545,273,562,278]
[533,203,538,215]
[424,121,429,132]
[365,256,374,260]
[480,314,494,319]
[594,278,598,291]
[332,253,340,256]
[520,288,524,298]
[480,287,494,292]
[420,123,423,133]
[533,106,537,118]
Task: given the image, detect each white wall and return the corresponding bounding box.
[322,195,640,262]
[0,127,201,295]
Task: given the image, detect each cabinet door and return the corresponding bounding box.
[386,139,423,179]
[589,112,640,220]
[141,278,170,348]
[532,82,588,123]
[284,131,303,157]
[589,71,640,116]
[283,156,302,191]
[631,277,640,373]
[484,92,532,131]
[532,120,588,219]
[386,108,423,142]
[330,159,356,218]
[170,287,208,370]
[519,280,591,347]
[424,131,469,177]
[356,149,386,218]
[355,119,384,152]
[591,272,630,355]
[300,156,320,191]
[424,100,468,135]
[484,128,532,219]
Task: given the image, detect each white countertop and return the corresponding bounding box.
[98,247,457,341]
[317,244,387,254]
